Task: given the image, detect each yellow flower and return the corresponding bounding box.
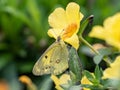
[81,75,93,90]
[51,73,94,90]
[102,56,120,79]
[51,74,70,90]
[48,2,84,49]
[89,13,120,50]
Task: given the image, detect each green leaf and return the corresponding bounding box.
[94,65,102,82]
[0,53,13,70]
[84,70,94,83]
[68,46,82,84]
[81,84,104,90]
[93,48,112,64]
[98,48,112,56]
[26,0,45,39]
[101,79,120,89]
[39,76,53,90]
[27,0,41,24]
[93,54,103,64]
[69,85,82,90]
[61,84,70,90]
[0,43,8,50]
[78,15,94,35]
[62,84,83,90]
[3,6,31,27]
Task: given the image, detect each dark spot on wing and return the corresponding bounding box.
[45,67,48,69]
[45,55,48,59]
[50,60,52,63]
[44,66,51,70]
[55,59,60,64]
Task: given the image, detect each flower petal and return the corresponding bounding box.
[89,25,106,40]
[51,75,60,86]
[64,34,79,49]
[104,13,120,30]
[81,75,93,90]
[48,8,67,29]
[102,67,120,79]
[102,56,120,79]
[47,29,62,39]
[47,2,84,49]
[62,23,78,40]
[51,74,70,90]
[111,56,120,67]
[80,12,84,21]
[59,74,70,84]
[89,13,120,50]
[106,39,120,50]
[66,2,80,25]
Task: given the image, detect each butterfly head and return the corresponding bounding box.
[55,29,65,42]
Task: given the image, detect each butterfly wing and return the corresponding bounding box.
[32,40,68,75]
[50,40,69,75]
[32,42,59,75]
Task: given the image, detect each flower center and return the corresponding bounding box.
[62,23,77,40]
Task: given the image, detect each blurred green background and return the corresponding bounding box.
[0,0,120,90]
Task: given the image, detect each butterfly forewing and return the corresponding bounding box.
[32,40,68,75]
[32,42,59,75]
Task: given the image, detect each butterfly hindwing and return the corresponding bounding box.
[50,40,68,75]
[32,40,68,75]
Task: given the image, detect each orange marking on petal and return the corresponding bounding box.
[62,23,77,40]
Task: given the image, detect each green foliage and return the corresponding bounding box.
[93,48,112,64]
[94,65,103,82]
[82,65,120,90]
[82,66,103,89]
[68,46,82,84]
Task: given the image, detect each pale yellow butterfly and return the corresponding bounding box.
[32,36,69,75]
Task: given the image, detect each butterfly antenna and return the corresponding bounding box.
[52,29,58,37]
[51,29,65,42]
[60,29,65,36]
[57,29,65,42]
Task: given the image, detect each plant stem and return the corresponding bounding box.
[79,35,99,55]
[79,35,111,65]
[103,56,111,65]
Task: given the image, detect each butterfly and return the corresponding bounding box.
[32,36,69,75]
